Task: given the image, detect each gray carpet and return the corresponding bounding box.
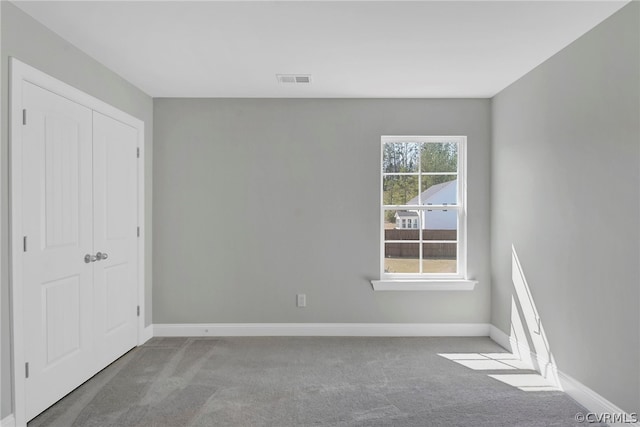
[29,337,598,427]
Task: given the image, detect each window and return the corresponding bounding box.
[381,136,466,279]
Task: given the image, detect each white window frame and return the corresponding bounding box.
[373,136,476,291]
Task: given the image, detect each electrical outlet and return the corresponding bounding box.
[296,294,306,308]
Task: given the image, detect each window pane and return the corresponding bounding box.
[381,136,465,278]
[384,209,421,233]
[383,176,419,206]
[422,243,457,274]
[383,142,420,173]
[384,243,420,274]
[420,175,457,205]
[420,142,458,173]
[422,226,457,242]
[421,209,458,240]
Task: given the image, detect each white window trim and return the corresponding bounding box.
[371,279,478,291]
[377,135,473,290]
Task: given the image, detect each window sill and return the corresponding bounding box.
[370,279,478,291]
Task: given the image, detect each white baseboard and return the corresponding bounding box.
[489,327,639,427]
[139,325,154,345]
[489,326,556,376]
[0,414,16,427]
[153,323,492,337]
[489,325,511,351]
[558,371,640,427]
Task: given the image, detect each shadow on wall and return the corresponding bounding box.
[438,245,560,391]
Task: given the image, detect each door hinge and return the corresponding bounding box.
[136,147,140,158]
[25,362,29,379]
[137,306,140,317]
[23,236,27,252]
[137,226,140,237]
[23,109,27,125]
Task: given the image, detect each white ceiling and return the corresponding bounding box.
[12,1,629,98]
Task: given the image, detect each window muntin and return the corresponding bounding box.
[381,136,466,279]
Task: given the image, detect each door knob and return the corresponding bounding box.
[96,252,109,261]
[84,254,97,263]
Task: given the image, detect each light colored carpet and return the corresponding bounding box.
[29,337,599,427]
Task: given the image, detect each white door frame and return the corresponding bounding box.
[9,58,146,426]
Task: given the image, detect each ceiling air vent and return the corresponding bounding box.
[277,74,312,84]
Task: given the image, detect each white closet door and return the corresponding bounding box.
[21,82,95,420]
[92,111,138,368]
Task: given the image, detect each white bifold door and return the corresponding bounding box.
[20,81,139,420]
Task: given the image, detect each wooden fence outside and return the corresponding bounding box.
[384,229,456,258]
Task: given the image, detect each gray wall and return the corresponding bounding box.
[491,2,639,413]
[153,99,491,324]
[1,2,154,418]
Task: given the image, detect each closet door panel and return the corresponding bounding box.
[21,81,94,420]
[92,111,138,368]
